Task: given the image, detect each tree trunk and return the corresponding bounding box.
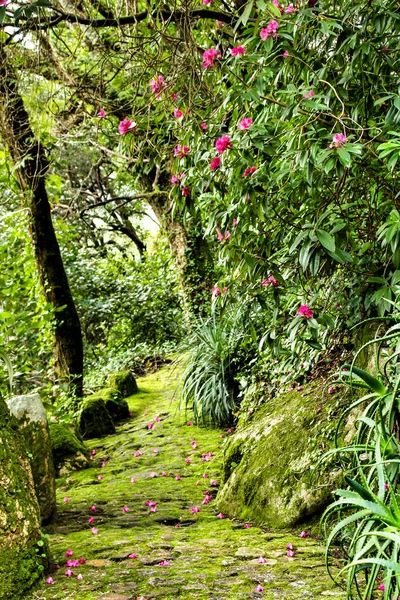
[0,47,84,395]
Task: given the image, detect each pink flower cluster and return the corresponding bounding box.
[260,20,279,40]
[210,156,221,171]
[173,107,184,119]
[272,0,296,13]
[330,133,347,148]
[297,304,314,318]
[215,136,232,154]
[303,90,314,99]
[217,229,230,241]
[244,166,257,177]
[202,48,221,68]
[150,75,166,99]
[238,117,253,130]
[174,145,189,158]
[262,275,280,287]
[211,286,228,296]
[171,172,184,184]
[118,119,136,135]
[231,46,245,56]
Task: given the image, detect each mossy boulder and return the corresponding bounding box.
[217,383,352,528]
[108,370,138,397]
[6,393,56,524]
[77,396,115,440]
[0,396,49,600]
[49,422,90,476]
[90,387,130,422]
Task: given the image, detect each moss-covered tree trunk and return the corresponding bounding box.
[0,396,49,600]
[0,47,83,395]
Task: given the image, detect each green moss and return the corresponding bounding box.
[0,542,49,600]
[50,423,89,473]
[77,396,115,439]
[89,387,130,422]
[217,382,351,528]
[108,370,138,398]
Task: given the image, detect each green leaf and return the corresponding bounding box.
[316,229,336,252]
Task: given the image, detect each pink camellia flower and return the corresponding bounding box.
[88,516,95,524]
[244,523,251,529]
[66,559,79,567]
[285,3,295,13]
[221,434,225,438]
[262,274,280,287]
[217,229,225,241]
[300,531,308,537]
[174,144,189,158]
[210,156,221,171]
[328,386,335,394]
[98,108,105,117]
[171,173,180,184]
[91,527,98,535]
[130,477,136,483]
[258,556,267,563]
[225,231,230,240]
[161,471,167,476]
[97,475,103,481]
[65,569,73,577]
[91,450,96,455]
[215,135,232,154]
[185,458,191,464]
[128,553,137,559]
[155,416,161,422]
[148,423,154,430]
[287,549,295,557]
[65,549,73,557]
[203,473,209,478]
[203,0,212,4]
[173,107,183,119]
[171,92,178,102]
[202,48,221,69]
[297,304,314,318]
[260,20,279,40]
[272,0,283,8]
[150,471,157,478]
[153,448,159,454]
[283,50,289,57]
[122,506,130,513]
[63,496,70,503]
[378,583,385,591]
[45,577,54,584]
[181,186,190,197]
[101,461,106,467]
[145,500,157,507]
[150,75,166,99]
[190,440,197,448]
[330,133,347,148]
[76,574,83,580]
[118,118,136,135]
[158,560,170,566]
[202,494,211,505]
[187,420,193,426]
[210,479,217,486]
[303,90,314,99]
[297,385,303,391]
[196,481,201,486]
[233,218,238,226]
[217,512,225,519]
[256,584,264,592]
[243,166,257,177]
[212,286,221,296]
[231,46,245,56]
[227,428,232,433]
[286,543,293,550]
[384,483,389,491]
[200,122,207,130]
[79,557,86,564]
[238,118,253,130]
[175,475,182,481]
[190,506,200,513]
[134,450,143,457]
[175,523,181,528]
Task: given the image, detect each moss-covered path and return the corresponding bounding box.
[32,367,345,600]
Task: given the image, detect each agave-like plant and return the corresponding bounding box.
[321,317,400,599]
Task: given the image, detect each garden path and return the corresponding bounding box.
[32,366,345,600]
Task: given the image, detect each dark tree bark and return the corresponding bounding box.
[0,47,84,395]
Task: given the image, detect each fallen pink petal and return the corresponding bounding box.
[258,557,267,564]
[76,574,83,580]
[65,549,73,557]
[122,506,130,512]
[91,527,98,535]
[256,584,264,592]
[128,553,138,559]
[45,577,54,584]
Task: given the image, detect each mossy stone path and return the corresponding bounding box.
[32,367,345,600]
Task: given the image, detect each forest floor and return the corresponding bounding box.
[31,365,345,600]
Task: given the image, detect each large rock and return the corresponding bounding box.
[49,422,90,476]
[89,387,130,422]
[217,383,351,528]
[108,370,138,397]
[0,396,50,600]
[6,393,56,524]
[77,395,115,439]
